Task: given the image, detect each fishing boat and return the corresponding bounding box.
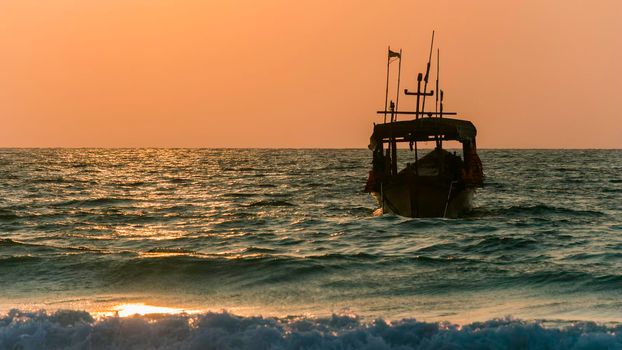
[364,33,483,218]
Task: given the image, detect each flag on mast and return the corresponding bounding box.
[388,49,401,59]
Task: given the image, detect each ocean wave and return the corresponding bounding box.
[468,236,538,253]
[238,246,279,254]
[0,209,19,221]
[53,197,136,208]
[0,238,24,247]
[222,192,260,198]
[31,176,72,184]
[0,238,103,254]
[492,205,605,218]
[117,180,147,187]
[0,310,620,350]
[145,247,198,255]
[84,251,485,288]
[0,255,41,264]
[519,270,622,291]
[96,254,330,287]
[562,252,622,262]
[166,177,193,184]
[247,200,296,207]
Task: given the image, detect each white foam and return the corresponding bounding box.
[0,309,620,349]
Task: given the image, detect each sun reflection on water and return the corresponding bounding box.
[112,303,199,317]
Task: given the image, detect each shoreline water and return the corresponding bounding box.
[2,290,622,327]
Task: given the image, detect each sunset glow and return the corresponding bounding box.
[0,0,620,148]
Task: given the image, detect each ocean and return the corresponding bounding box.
[0,148,620,349]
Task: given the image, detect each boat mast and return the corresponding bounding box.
[421,31,435,117]
[394,49,403,122]
[391,49,402,176]
[384,46,391,124]
[384,47,401,124]
[414,73,421,175]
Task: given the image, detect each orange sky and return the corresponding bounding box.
[0,0,620,148]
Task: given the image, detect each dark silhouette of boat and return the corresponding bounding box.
[364,33,483,218]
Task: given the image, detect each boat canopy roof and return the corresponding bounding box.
[369,117,477,150]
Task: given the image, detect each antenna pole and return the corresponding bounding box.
[439,90,444,148]
[435,48,440,148]
[394,49,403,122]
[435,49,439,115]
[415,73,422,119]
[390,101,397,176]
[384,46,391,124]
[440,90,444,119]
[421,31,435,117]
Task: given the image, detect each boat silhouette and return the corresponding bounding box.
[365,32,484,218]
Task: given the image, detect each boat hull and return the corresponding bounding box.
[372,180,474,218]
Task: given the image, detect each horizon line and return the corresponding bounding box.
[1,147,621,150]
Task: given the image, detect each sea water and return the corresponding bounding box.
[0,149,620,348]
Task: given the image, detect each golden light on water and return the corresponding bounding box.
[113,303,198,317]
